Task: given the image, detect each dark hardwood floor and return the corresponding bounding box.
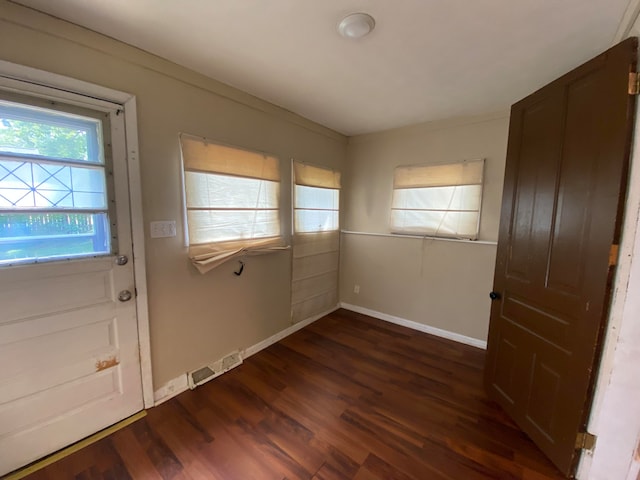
[21,309,564,479]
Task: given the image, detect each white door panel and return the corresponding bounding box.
[0,368,120,436]
[0,258,115,324]
[0,92,143,475]
[1,371,137,476]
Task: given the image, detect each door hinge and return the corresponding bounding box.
[629,72,640,95]
[609,244,620,267]
[575,432,597,451]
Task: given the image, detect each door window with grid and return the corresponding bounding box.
[0,97,112,265]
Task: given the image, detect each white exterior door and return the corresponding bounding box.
[0,90,143,476]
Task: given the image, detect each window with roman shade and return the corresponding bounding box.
[390,159,485,239]
[291,161,341,323]
[180,133,287,273]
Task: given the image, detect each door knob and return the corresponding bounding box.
[118,290,133,302]
[489,291,501,300]
[115,255,128,266]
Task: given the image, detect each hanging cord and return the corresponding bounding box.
[420,235,428,277]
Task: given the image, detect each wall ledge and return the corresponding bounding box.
[341,229,498,246]
[340,302,487,350]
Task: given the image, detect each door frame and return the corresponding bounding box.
[0,59,154,409]
[577,76,640,479]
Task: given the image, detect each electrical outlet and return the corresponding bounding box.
[354,284,360,294]
[150,220,176,238]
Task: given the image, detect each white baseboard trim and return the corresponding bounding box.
[243,305,339,358]
[153,305,339,406]
[339,302,487,350]
[153,374,188,406]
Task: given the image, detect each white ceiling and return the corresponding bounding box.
[14,0,633,135]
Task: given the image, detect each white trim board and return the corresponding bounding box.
[153,374,189,406]
[120,96,153,408]
[340,302,487,350]
[153,305,339,405]
[243,306,338,358]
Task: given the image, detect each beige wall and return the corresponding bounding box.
[341,113,509,341]
[0,3,347,387]
[0,2,508,387]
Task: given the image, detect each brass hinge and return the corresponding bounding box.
[630,72,640,95]
[609,244,620,267]
[576,432,597,451]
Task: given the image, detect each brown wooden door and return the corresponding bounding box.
[485,37,638,477]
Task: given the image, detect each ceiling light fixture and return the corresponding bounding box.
[337,13,376,39]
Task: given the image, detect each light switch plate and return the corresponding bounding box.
[150,220,176,238]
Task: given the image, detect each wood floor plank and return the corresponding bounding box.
[129,419,183,479]
[151,408,225,480]
[18,309,565,479]
[110,427,164,480]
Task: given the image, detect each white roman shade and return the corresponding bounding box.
[391,159,485,239]
[292,161,341,323]
[180,134,287,274]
